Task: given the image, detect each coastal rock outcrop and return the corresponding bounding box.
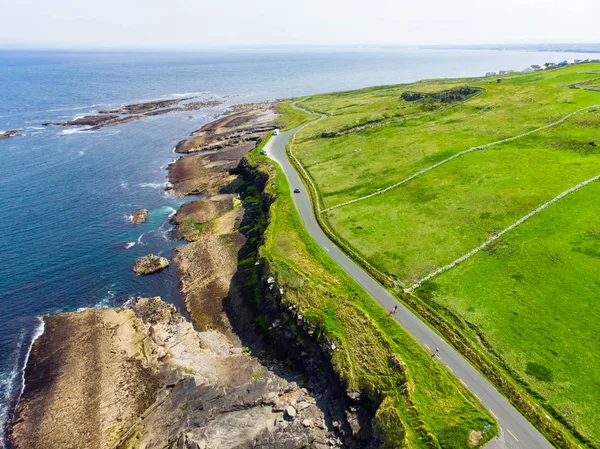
[9,297,338,449]
[167,103,281,197]
[130,208,148,224]
[43,98,224,131]
[0,129,22,139]
[133,254,169,275]
[98,98,191,114]
[10,100,371,449]
[174,101,280,154]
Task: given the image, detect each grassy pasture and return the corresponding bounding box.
[325,110,600,284]
[294,67,600,208]
[288,63,600,446]
[417,180,600,445]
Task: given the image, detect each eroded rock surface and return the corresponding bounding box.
[9,297,339,449]
[167,104,280,197]
[98,98,191,114]
[0,129,22,139]
[133,254,169,275]
[174,102,280,154]
[130,209,148,224]
[42,98,223,130]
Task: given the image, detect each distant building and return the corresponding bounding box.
[531,65,542,71]
[485,71,497,77]
[522,67,535,73]
[591,59,600,63]
[558,60,569,67]
[499,70,514,75]
[574,59,582,64]
[545,62,556,68]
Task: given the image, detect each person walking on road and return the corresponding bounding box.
[432,348,440,357]
[389,305,398,315]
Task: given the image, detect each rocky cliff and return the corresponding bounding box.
[9,298,338,449]
[9,102,378,449]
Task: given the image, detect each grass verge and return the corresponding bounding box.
[276,99,319,130]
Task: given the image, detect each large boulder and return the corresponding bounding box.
[130,209,148,224]
[133,254,169,275]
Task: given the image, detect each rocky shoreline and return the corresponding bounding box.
[0,129,22,139]
[8,100,377,449]
[42,97,223,131]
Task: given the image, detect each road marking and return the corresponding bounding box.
[324,247,330,252]
[446,365,453,373]
[489,410,498,420]
[473,393,481,401]
[424,344,430,350]
[460,379,468,387]
[507,429,519,442]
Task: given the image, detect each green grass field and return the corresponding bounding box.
[295,66,600,208]
[246,139,497,448]
[275,100,319,130]
[326,111,600,284]
[286,62,600,447]
[417,180,600,443]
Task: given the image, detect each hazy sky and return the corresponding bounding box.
[1,0,599,49]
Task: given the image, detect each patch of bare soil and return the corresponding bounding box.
[469,430,484,446]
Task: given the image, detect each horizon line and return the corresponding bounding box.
[1,42,600,53]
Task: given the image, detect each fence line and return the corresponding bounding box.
[404,173,600,292]
[322,104,600,214]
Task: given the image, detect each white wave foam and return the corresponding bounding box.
[136,233,147,245]
[168,91,208,98]
[0,330,28,442]
[44,104,100,113]
[120,182,129,190]
[124,241,135,249]
[163,181,173,189]
[78,150,85,156]
[139,182,162,189]
[159,159,178,170]
[95,290,116,308]
[122,296,137,308]
[58,127,89,136]
[19,317,45,397]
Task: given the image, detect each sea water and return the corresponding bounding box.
[1,47,598,446]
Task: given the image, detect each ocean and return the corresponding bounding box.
[1,47,598,446]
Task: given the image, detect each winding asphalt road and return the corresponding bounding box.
[265,118,554,449]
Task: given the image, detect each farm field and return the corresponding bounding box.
[295,65,600,208]
[289,62,600,447]
[326,111,600,284]
[417,180,600,444]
